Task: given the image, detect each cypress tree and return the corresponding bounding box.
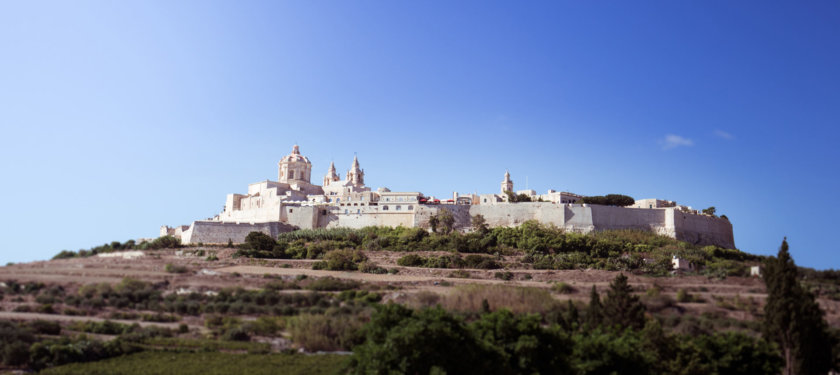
[602,273,646,330]
[585,285,603,328]
[763,238,834,375]
[565,299,579,330]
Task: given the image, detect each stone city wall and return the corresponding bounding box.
[182,221,295,244]
[669,209,735,249]
[178,203,735,249]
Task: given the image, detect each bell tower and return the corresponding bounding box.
[501,170,513,195]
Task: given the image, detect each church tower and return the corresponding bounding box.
[346,155,365,186]
[323,161,340,186]
[501,170,513,195]
[278,145,312,184]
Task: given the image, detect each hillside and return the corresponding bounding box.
[0,226,838,373]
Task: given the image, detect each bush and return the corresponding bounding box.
[494,271,514,281]
[442,284,559,314]
[312,249,367,271]
[29,320,61,335]
[552,282,575,294]
[358,262,387,274]
[305,277,361,291]
[289,314,365,351]
[397,254,423,267]
[164,264,188,274]
[449,270,471,278]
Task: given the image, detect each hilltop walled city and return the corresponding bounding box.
[161,145,735,249]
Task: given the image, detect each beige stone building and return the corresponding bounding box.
[161,145,736,249]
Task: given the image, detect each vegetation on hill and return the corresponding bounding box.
[235,221,759,276]
[348,279,783,374]
[5,239,840,373]
[52,236,181,260]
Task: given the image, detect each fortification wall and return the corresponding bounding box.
[469,203,564,228]
[325,205,417,229]
[182,221,295,244]
[669,210,735,249]
[285,206,319,229]
[587,205,670,235]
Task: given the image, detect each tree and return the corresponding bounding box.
[580,194,635,207]
[601,274,646,330]
[243,231,276,251]
[436,209,455,235]
[585,285,603,328]
[470,309,572,374]
[428,214,439,234]
[702,206,717,216]
[471,214,489,235]
[350,305,505,374]
[763,238,834,375]
[505,191,533,203]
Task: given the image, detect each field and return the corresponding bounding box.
[38,352,347,375]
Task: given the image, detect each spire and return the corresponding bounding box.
[292,144,300,155]
[348,154,364,186]
[323,161,339,186]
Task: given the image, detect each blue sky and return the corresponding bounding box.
[1,1,838,269]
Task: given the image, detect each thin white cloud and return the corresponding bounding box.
[714,130,734,140]
[661,134,694,150]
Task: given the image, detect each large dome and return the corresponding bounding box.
[280,145,311,164]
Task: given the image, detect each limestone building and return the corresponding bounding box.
[161,145,735,249]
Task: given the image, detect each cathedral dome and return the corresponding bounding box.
[278,145,312,183]
[280,145,311,164]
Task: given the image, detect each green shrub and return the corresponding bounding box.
[164,263,188,274]
[289,314,365,351]
[552,282,575,294]
[397,254,423,267]
[494,271,514,281]
[305,277,361,291]
[312,249,367,271]
[359,261,387,274]
[449,270,471,278]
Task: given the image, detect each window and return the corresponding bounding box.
[396,205,402,211]
[360,196,364,201]
[336,198,340,203]
[288,170,293,179]
[382,206,389,211]
[357,209,360,214]
[407,205,413,210]
[289,209,293,213]
[385,198,390,202]
[345,209,348,215]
